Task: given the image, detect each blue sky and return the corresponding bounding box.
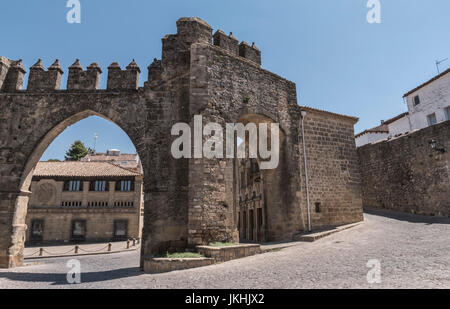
[1,0,449,160]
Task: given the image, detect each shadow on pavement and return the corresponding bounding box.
[364,207,450,225]
[0,267,143,286]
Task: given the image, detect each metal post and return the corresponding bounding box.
[300,111,312,232]
[39,248,44,256]
[108,243,112,252]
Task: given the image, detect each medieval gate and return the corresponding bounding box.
[0,17,363,269]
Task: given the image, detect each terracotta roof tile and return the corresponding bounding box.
[33,161,141,177]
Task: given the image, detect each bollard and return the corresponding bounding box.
[75,245,79,254]
[126,240,130,249]
[132,238,136,246]
[108,243,112,252]
[39,248,44,256]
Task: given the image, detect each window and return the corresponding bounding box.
[30,219,44,242]
[315,202,321,213]
[113,220,128,240]
[87,201,108,207]
[61,201,82,207]
[116,180,133,192]
[71,220,86,242]
[445,106,450,121]
[64,180,81,191]
[113,201,133,207]
[90,180,108,191]
[427,113,437,126]
[413,95,420,106]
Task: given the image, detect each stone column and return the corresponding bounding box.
[82,181,89,206]
[0,190,30,268]
[108,181,115,207]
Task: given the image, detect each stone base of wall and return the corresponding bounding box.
[143,257,215,274]
[0,253,23,269]
[196,244,261,263]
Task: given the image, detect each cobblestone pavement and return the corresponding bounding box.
[0,210,449,289]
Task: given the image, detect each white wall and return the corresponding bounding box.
[355,132,389,148]
[405,72,450,130]
[388,116,411,137]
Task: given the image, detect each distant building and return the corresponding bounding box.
[403,68,450,131]
[81,149,142,173]
[355,112,409,148]
[26,161,143,244]
[356,69,450,147]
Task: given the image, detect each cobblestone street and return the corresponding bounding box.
[0,210,449,289]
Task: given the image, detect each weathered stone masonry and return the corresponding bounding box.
[358,121,450,216]
[0,17,363,269]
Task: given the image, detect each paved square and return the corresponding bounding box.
[0,211,449,289]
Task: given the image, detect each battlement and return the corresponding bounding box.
[106,60,141,90]
[67,59,102,90]
[0,17,264,93]
[239,41,261,65]
[147,58,162,87]
[213,30,239,56]
[0,57,26,92]
[28,59,64,91]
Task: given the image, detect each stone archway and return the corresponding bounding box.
[232,113,292,242]
[1,109,154,268]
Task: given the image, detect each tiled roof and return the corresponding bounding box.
[382,112,409,125]
[355,124,389,139]
[33,161,141,177]
[355,112,409,138]
[81,153,141,171]
[403,68,450,97]
[82,153,138,161]
[300,106,359,122]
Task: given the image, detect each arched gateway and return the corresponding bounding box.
[0,18,363,270]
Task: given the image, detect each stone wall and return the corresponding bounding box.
[26,211,141,243]
[301,108,364,229]
[358,121,450,216]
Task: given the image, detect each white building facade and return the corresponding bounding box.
[404,68,450,131]
[356,69,450,147]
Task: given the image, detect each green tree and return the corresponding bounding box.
[65,140,88,161]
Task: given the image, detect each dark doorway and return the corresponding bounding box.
[257,208,263,241]
[30,219,44,243]
[243,211,247,240]
[71,220,86,242]
[114,220,128,241]
[249,209,254,241]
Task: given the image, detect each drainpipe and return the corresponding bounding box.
[300,110,312,232]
